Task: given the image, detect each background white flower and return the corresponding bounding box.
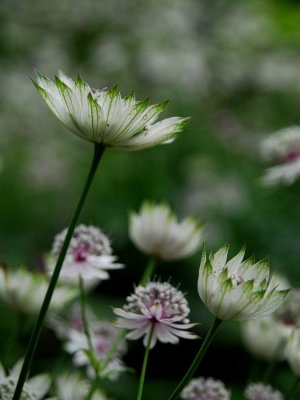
[244,382,283,400]
[0,266,77,314]
[114,281,197,349]
[260,126,300,186]
[47,224,123,287]
[129,201,203,261]
[285,328,300,377]
[34,71,190,151]
[55,374,110,400]
[197,244,289,320]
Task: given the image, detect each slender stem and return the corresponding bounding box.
[79,275,99,377]
[136,324,154,400]
[85,377,101,400]
[12,144,105,400]
[168,317,223,400]
[140,258,157,286]
[286,376,300,400]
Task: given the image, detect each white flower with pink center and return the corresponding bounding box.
[64,320,127,380]
[260,126,300,186]
[113,281,197,349]
[47,224,123,286]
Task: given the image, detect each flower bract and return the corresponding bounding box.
[129,201,203,261]
[33,71,190,151]
[197,244,289,320]
[113,281,197,349]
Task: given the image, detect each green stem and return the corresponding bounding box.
[79,275,99,378]
[136,324,154,400]
[85,377,101,400]
[12,144,105,400]
[168,317,223,400]
[140,258,157,286]
[286,376,300,400]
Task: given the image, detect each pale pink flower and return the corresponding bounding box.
[47,224,123,287]
[244,382,283,400]
[113,281,197,349]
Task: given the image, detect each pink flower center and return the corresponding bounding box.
[281,149,300,163]
[73,245,91,262]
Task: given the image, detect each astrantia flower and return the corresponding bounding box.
[34,71,190,151]
[197,245,289,320]
[0,360,51,400]
[63,319,126,380]
[180,376,231,400]
[0,266,77,314]
[47,224,123,286]
[260,126,300,186]
[285,328,300,376]
[113,281,197,349]
[55,374,109,400]
[244,382,283,400]
[129,201,203,261]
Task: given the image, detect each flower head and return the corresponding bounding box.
[244,382,283,400]
[0,266,77,314]
[61,312,127,380]
[113,281,197,349]
[260,126,300,186]
[180,376,231,400]
[0,360,51,400]
[33,71,189,151]
[47,224,123,287]
[129,201,203,261]
[197,245,289,320]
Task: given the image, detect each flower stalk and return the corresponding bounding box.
[140,257,157,286]
[12,143,105,400]
[168,317,223,400]
[136,323,155,400]
[286,377,300,400]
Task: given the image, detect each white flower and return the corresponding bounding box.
[113,281,197,349]
[285,328,300,376]
[55,374,109,400]
[0,360,51,400]
[241,317,284,361]
[180,376,231,400]
[197,245,289,320]
[63,320,126,380]
[47,225,123,287]
[260,126,300,186]
[33,71,190,151]
[244,382,283,400]
[129,201,203,261]
[0,266,77,314]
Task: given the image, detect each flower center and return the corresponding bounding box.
[281,149,300,164]
[73,245,91,263]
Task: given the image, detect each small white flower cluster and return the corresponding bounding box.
[180,376,231,400]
